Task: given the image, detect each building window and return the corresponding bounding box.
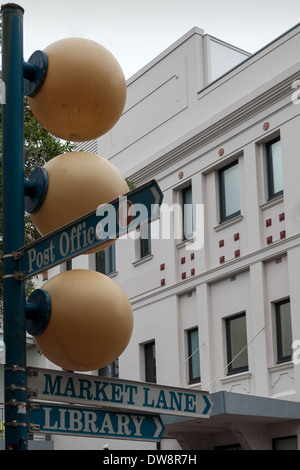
[218,160,241,223]
[273,436,298,450]
[187,327,201,384]
[144,341,156,383]
[95,243,116,275]
[140,222,151,258]
[275,299,292,363]
[66,259,72,270]
[182,185,193,240]
[98,359,119,378]
[266,137,283,200]
[226,312,248,375]
[110,359,119,378]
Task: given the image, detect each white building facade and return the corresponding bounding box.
[2,25,300,450]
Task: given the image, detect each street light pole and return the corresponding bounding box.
[1,3,129,450]
[1,3,28,450]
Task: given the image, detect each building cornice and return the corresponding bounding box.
[129,65,299,186]
[130,233,300,309]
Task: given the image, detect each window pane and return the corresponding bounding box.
[219,162,240,222]
[188,328,200,383]
[271,140,283,194]
[223,164,240,217]
[182,186,193,239]
[108,244,116,273]
[66,260,72,270]
[273,436,298,450]
[276,300,292,362]
[95,250,105,273]
[98,359,119,378]
[267,138,283,199]
[95,244,116,274]
[226,313,248,374]
[140,223,151,258]
[145,341,156,383]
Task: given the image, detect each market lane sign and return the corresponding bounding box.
[27,368,213,419]
[18,180,163,280]
[29,404,164,441]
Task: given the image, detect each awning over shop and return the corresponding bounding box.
[162,391,300,449]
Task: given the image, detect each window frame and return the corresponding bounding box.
[139,222,152,258]
[181,184,193,240]
[266,137,283,200]
[95,243,116,275]
[144,341,156,383]
[66,259,72,270]
[187,327,201,384]
[275,298,292,364]
[225,312,249,375]
[218,160,241,223]
[98,359,119,378]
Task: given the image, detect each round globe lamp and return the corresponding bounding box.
[33,270,134,371]
[28,38,127,141]
[30,151,129,252]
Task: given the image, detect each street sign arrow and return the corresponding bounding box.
[28,403,165,442]
[18,180,163,280]
[202,394,212,416]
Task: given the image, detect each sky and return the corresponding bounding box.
[6,0,300,78]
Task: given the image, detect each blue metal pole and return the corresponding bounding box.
[1,3,28,450]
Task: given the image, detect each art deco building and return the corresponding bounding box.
[2,23,300,450]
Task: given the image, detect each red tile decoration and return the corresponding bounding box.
[160,278,165,286]
[179,249,195,280]
[219,233,241,264]
[160,263,165,271]
[279,212,285,222]
[265,211,286,245]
